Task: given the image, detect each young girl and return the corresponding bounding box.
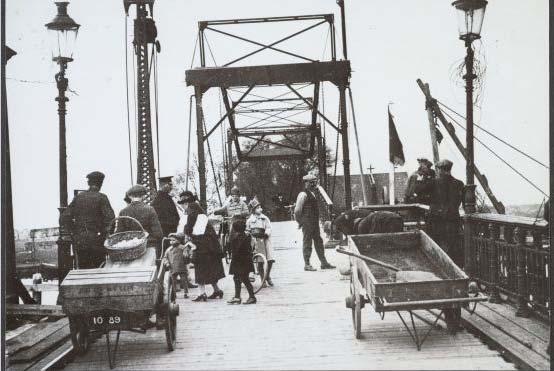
[162,233,189,298]
[227,220,256,304]
[246,199,275,286]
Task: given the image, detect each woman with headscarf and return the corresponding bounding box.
[179,191,225,301]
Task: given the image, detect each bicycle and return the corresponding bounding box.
[213,215,242,265]
[249,228,269,294]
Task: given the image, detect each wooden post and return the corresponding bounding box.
[423,83,440,164]
[514,227,530,317]
[488,223,502,303]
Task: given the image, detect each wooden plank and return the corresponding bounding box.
[479,302,550,342]
[6,304,64,318]
[9,321,70,363]
[470,302,550,359]
[5,324,36,342]
[24,339,73,371]
[7,318,68,356]
[462,310,550,370]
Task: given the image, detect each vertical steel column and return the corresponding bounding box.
[464,40,476,214]
[134,3,157,202]
[2,35,18,303]
[338,84,351,209]
[54,60,72,286]
[195,86,207,210]
[226,129,234,191]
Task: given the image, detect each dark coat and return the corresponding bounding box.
[418,174,465,266]
[117,201,163,246]
[425,175,465,222]
[151,191,180,236]
[405,169,435,205]
[62,188,115,252]
[228,233,254,275]
[184,202,225,284]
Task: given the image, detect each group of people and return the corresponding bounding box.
[63,172,312,305]
[405,157,465,267]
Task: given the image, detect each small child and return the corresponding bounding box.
[246,199,275,286]
[227,220,256,304]
[162,233,191,298]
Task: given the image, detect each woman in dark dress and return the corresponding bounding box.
[179,191,225,301]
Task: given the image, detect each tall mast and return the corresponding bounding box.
[124,0,157,201]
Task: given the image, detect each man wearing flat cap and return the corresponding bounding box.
[405,158,436,205]
[116,184,163,256]
[151,176,180,237]
[62,171,115,269]
[294,174,335,271]
[416,159,465,267]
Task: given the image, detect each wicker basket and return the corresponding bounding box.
[104,216,149,261]
[250,227,266,238]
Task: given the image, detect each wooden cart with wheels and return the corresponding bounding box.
[60,217,180,368]
[339,230,487,349]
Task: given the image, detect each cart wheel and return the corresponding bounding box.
[163,271,177,351]
[69,316,89,355]
[252,253,268,294]
[349,280,362,339]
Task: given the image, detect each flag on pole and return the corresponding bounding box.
[388,107,405,166]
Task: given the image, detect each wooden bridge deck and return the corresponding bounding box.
[65,221,516,370]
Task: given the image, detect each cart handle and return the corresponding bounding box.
[336,246,401,272]
[109,216,146,234]
[379,293,489,312]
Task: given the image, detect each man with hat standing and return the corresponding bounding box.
[294,174,335,271]
[117,185,163,256]
[405,158,436,205]
[62,171,115,269]
[151,176,180,238]
[416,159,465,267]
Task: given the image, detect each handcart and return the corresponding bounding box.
[337,230,487,350]
[60,217,179,368]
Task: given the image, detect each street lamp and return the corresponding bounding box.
[452,0,487,214]
[46,1,79,285]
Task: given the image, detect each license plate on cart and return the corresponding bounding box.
[89,310,130,330]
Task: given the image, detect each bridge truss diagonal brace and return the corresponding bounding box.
[203,85,254,141]
[286,83,341,133]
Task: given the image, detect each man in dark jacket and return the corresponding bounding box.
[416,159,465,267]
[405,158,435,205]
[294,174,335,271]
[117,185,163,257]
[63,171,115,269]
[151,176,180,237]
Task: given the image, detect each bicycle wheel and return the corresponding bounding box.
[251,253,268,294]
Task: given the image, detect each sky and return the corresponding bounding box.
[5,0,549,230]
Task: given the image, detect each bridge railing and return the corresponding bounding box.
[464,213,550,319]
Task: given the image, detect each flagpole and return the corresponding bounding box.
[389,164,395,205]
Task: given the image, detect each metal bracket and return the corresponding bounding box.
[396,310,444,351]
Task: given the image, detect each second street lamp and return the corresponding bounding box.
[46,1,80,285]
[452,0,487,215]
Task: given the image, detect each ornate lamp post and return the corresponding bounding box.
[452,0,487,214]
[45,1,80,285]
